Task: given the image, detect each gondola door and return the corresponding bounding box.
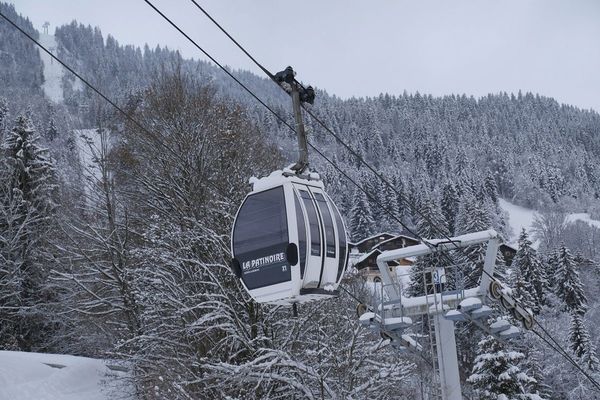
[309,188,339,288]
[294,186,323,289]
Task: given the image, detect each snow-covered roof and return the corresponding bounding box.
[500,243,517,252]
[354,249,382,266]
[372,234,420,250]
[348,232,398,248]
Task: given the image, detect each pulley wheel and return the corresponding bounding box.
[489,281,502,300]
[501,296,514,310]
[356,303,368,317]
[523,316,534,330]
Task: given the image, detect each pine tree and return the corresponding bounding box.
[554,244,587,314]
[511,229,546,313]
[441,182,459,235]
[455,193,493,287]
[0,114,58,350]
[545,251,559,291]
[44,116,58,142]
[468,333,539,400]
[484,171,499,203]
[582,340,600,372]
[408,191,448,296]
[525,351,553,399]
[567,311,599,371]
[0,97,8,136]
[349,189,375,241]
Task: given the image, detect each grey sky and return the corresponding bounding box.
[9,0,600,112]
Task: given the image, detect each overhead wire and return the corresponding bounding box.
[3,4,597,391]
[141,0,429,244]
[0,12,182,160]
[148,1,600,390]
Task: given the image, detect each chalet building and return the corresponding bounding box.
[350,233,397,254]
[349,232,420,283]
[351,233,520,283]
[499,243,517,266]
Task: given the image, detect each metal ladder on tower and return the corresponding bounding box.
[424,270,443,400]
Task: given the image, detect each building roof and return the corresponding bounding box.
[348,232,397,248]
[373,234,420,251]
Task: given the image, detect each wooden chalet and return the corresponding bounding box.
[349,232,420,283]
[349,232,397,254]
[499,243,517,266]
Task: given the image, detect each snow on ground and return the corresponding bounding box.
[0,351,132,400]
[74,129,106,204]
[498,198,539,246]
[499,198,600,249]
[75,129,103,176]
[566,213,600,229]
[39,33,64,103]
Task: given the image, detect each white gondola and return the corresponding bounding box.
[230,168,349,305]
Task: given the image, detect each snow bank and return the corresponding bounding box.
[0,351,132,400]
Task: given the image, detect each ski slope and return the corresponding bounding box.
[498,198,600,248]
[498,198,539,246]
[566,213,600,229]
[0,351,132,400]
[39,33,64,103]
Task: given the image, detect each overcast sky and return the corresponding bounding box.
[9,0,600,112]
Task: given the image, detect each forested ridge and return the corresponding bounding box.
[1,2,600,398]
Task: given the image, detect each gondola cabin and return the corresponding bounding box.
[230,169,349,305]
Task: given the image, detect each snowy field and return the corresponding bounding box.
[498,198,539,246]
[39,33,64,103]
[498,198,600,248]
[0,351,132,400]
[566,213,600,229]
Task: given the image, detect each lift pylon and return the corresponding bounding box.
[358,229,531,400]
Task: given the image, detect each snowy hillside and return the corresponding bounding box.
[499,198,600,248]
[39,33,64,103]
[498,198,539,246]
[0,351,132,400]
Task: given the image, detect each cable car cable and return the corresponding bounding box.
[146,3,600,388]
[176,0,552,317]
[4,6,594,390]
[181,0,511,283]
[531,328,600,391]
[184,0,594,351]
[0,11,186,160]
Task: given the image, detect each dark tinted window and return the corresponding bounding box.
[233,187,291,289]
[294,194,307,278]
[314,192,336,258]
[329,194,348,281]
[299,190,321,257]
[234,187,288,254]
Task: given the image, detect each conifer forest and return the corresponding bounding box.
[1,2,600,399]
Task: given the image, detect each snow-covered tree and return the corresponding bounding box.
[511,229,546,313]
[468,333,540,400]
[554,244,587,314]
[44,116,58,142]
[349,188,375,241]
[441,181,459,235]
[52,126,140,355]
[455,192,494,287]
[568,312,599,371]
[0,114,58,351]
[408,191,448,296]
